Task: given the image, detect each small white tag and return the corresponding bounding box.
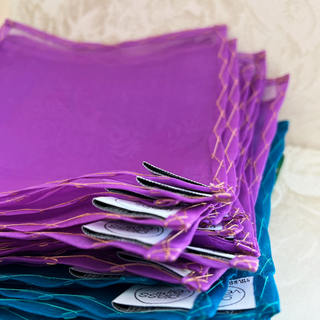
[197,223,223,231]
[112,285,200,311]
[218,276,256,311]
[186,246,235,260]
[94,196,180,219]
[83,220,172,245]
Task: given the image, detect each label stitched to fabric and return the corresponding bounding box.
[112,284,200,310]
[155,262,191,278]
[94,196,180,219]
[112,277,255,312]
[218,276,256,311]
[186,246,235,259]
[197,223,223,231]
[83,220,172,245]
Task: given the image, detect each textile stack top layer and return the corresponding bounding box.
[0,19,289,319]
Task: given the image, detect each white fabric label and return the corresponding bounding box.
[156,262,191,278]
[94,196,180,219]
[83,220,172,245]
[186,246,235,260]
[218,276,256,311]
[197,223,223,231]
[112,285,200,310]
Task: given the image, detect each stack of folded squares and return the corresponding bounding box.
[0,20,289,319]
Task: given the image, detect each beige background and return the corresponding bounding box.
[1,0,320,319]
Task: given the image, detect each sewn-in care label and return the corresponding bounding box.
[83,220,172,245]
[112,276,255,313]
[94,196,180,219]
[186,246,235,260]
[218,276,256,311]
[197,223,223,231]
[112,284,200,312]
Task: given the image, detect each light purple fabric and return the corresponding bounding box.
[0,39,256,264]
[0,21,290,291]
[0,20,228,192]
[198,52,268,256]
[192,75,289,256]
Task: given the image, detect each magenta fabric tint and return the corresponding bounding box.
[0,27,250,233]
[192,77,289,258]
[247,75,289,238]
[0,176,216,232]
[0,20,292,297]
[0,42,276,265]
[0,20,230,193]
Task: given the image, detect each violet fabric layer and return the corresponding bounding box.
[194,76,289,257]
[0,21,290,318]
[3,45,253,260]
[0,19,230,192]
[0,47,276,272]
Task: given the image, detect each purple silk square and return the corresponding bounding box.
[0,20,229,192]
[192,74,289,256]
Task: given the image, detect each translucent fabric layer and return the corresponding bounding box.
[0,121,287,319]
[0,19,289,319]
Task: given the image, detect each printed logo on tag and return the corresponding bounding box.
[219,287,245,307]
[218,277,256,311]
[197,223,223,231]
[105,221,164,237]
[83,220,172,245]
[134,287,195,304]
[94,196,180,219]
[112,284,200,311]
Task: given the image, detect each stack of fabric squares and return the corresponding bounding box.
[0,20,289,319]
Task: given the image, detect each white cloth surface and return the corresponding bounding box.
[270,145,320,319]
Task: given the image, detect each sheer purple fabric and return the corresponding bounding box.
[0,20,228,192]
[0,20,290,292]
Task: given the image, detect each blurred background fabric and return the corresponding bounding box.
[1,0,319,319]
